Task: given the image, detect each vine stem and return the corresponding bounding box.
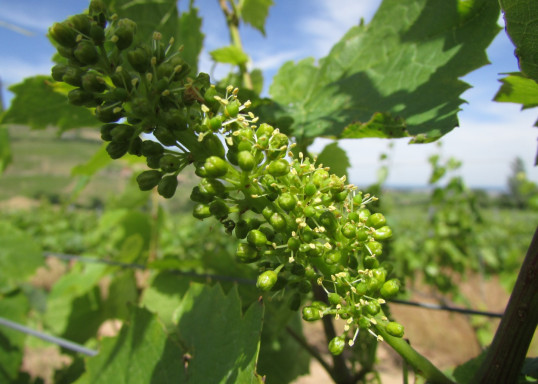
[471,226,538,383]
[373,321,455,384]
[217,0,253,90]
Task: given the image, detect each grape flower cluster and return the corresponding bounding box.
[49,0,404,355]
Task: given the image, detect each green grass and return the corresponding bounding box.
[1,125,125,203]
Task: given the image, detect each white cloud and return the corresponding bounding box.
[0,6,55,33]
[252,50,303,71]
[0,57,52,85]
[297,0,382,57]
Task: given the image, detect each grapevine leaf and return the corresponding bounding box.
[77,307,185,384]
[0,221,43,292]
[102,270,138,320]
[44,263,108,342]
[71,144,112,176]
[172,283,264,383]
[494,73,538,108]
[0,292,29,383]
[140,272,191,330]
[251,68,264,95]
[241,0,274,35]
[269,0,501,142]
[499,0,538,82]
[210,45,249,66]
[316,142,351,179]
[0,126,12,174]
[257,312,310,384]
[1,76,99,131]
[341,112,410,139]
[104,0,203,73]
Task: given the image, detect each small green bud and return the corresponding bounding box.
[380,279,400,299]
[238,151,255,172]
[136,170,162,191]
[341,222,357,239]
[373,225,392,240]
[209,199,229,219]
[90,23,105,45]
[367,213,387,229]
[81,72,106,92]
[328,336,346,356]
[110,124,135,142]
[114,18,136,50]
[267,159,290,177]
[192,203,211,220]
[278,193,297,212]
[67,88,94,106]
[106,141,129,159]
[74,40,100,65]
[62,66,85,87]
[302,306,322,322]
[204,156,228,178]
[51,64,68,82]
[141,140,164,157]
[49,22,77,48]
[225,99,240,118]
[247,229,268,247]
[385,322,404,338]
[236,243,260,263]
[159,154,181,173]
[127,45,151,73]
[157,175,178,198]
[256,270,278,291]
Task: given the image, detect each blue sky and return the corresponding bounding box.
[1,0,537,189]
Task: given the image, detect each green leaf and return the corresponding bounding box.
[269,0,501,142]
[210,46,249,66]
[257,312,310,384]
[45,263,108,341]
[499,0,538,82]
[140,272,191,330]
[316,142,351,179]
[250,68,264,95]
[241,0,274,35]
[102,270,138,320]
[173,283,264,383]
[341,112,410,139]
[0,222,43,292]
[105,0,203,74]
[1,76,99,131]
[0,292,29,383]
[0,125,12,174]
[77,307,184,384]
[494,73,538,108]
[71,144,112,176]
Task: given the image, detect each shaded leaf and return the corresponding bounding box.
[269,0,500,142]
[316,142,351,179]
[499,0,538,82]
[0,222,43,292]
[341,112,410,139]
[140,272,191,330]
[77,307,184,384]
[103,270,138,320]
[0,292,29,383]
[494,73,538,108]
[1,76,98,131]
[104,0,203,74]
[210,45,249,66]
[257,312,310,384]
[241,0,274,35]
[173,283,264,383]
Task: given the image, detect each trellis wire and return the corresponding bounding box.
[0,252,505,357]
[44,252,504,318]
[0,317,98,356]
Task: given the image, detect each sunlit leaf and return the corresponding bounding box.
[494,73,538,108]
[0,292,29,383]
[210,45,249,66]
[173,283,264,383]
[241,0,274,35]
[77,307,184,384]
[269,0,500,142]
[0,222,43,292]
